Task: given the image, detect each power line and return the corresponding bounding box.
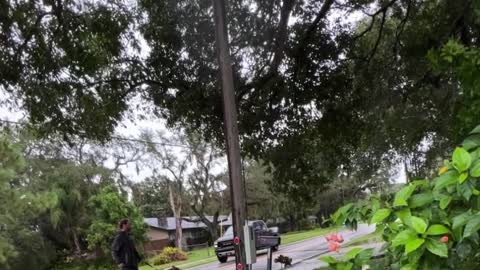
[0,119,192,149]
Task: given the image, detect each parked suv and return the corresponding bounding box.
[214,220,281,263]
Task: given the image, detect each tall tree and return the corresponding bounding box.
[243,160,282,221]
[87,185,146,255]
[131,177,173,218]
[184,134,229,243]
[0,135,58,270]
[143,131,190,249]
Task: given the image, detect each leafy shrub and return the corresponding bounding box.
[328,125,480,269]
[297,218,314,230]
[321,247,374,270]
[87,185,146,254]
[151,253,171,265]
[163,247,187,261]
[151,247,187,266]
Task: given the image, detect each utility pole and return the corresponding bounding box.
[212,0,247,269]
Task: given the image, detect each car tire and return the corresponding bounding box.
[272,245,279,252]
[217,255,228,263]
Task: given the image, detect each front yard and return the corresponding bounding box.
[140,226,339,270]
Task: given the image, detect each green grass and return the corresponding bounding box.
[281,226,339,245]
[140,226,338,270]
[342,231,383,248]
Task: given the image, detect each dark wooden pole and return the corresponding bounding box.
[212,0,247,268]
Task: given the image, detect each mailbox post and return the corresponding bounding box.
[267,248,273,270]
[257,235,280,270]
[244,225,257,268]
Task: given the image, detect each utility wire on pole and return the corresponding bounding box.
[212,0,248,269]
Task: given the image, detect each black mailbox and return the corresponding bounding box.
[257,235,280,247]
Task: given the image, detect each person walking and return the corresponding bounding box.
[112,219,142,270]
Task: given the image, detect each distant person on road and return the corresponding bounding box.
[112,219,142,270]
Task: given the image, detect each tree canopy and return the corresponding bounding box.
[2,0,480,199]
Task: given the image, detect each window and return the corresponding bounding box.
[224,226,234,235]
[253,222,263,231]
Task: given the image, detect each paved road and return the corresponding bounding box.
[189,224,376,270]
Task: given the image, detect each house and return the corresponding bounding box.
[144,216,232,254]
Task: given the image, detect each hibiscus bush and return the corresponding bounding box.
[325,124,480,269]
[321,247,374,270]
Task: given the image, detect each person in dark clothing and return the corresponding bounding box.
[112,219,142,270]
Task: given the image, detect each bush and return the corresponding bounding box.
[297,218,314,230]
[151,247,187,266]
[151,253,171,265]
[326,124,480,269]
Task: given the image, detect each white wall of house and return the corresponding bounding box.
[147,228,169,241]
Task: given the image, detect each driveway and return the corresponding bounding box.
[189,224,376,270]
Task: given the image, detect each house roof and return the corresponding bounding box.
[145,216,232,231]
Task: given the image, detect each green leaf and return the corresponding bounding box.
[471,160,480,177]
[354,248,374,266]
[434,170,459,190]
[470,125,480,135]
[370,208,391,224]
[409,193,434,208]
[471,149,480,161]
[456,242,472,259]
[464,214,480,238]
[453,147,472,172]
[426,224,450,235]
[392,229,417,247]
[405,238,425,254]
[459,172,469,184]
[463,134,480,151]
[394,185,416,207]
[344,247,362,260]
[410,216,428,234]
[457,181,473,201]
[396,208,412,224]
[332,203,353,225]
[400,265,416,270]
[411,180,428,187]
[320,256,338,264]
[425,239,448,257]
[439,196,452,209]
[452,211,472,230]
[337,263,353,270]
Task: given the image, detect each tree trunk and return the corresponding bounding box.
[72,229,82,254]
[169,185,183,250]
[209,226,219,245]
[404,160,411,183]
[175,216,183,250]
[188,208,225,245]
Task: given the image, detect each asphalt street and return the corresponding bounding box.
[189,224,376,270]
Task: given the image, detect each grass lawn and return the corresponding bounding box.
[141,226,338,270]
[281,226,339,245]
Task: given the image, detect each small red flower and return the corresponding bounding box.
[440,235,449,243]
[328,241,340,252]
[330,234,339,242]
[337,235,344,243]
